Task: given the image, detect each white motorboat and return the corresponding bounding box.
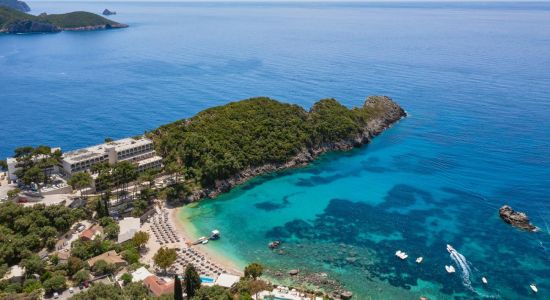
[395,250,408,260]
[445,265,456,273]
[416,257,423,263]
[210,229,220,240]
[201,239,209,244]
[482,277,488,284]
[530,284,538,293]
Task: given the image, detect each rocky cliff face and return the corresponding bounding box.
[1,20,128,34]
[4,20,60,33]
[184,96,406,201]
[63,23,128,31]
[499,205,537,232]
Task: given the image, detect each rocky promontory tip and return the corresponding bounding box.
[499,205,537,232]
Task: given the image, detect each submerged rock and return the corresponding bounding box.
[499,205,537,232]
[289,269,300,276]
[341,291,353,299]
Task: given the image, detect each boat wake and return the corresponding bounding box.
[447,245,475,292]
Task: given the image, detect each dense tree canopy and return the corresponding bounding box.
[0,202,84,266]
[151,97,395,187]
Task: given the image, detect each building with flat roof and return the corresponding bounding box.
[131,267,154,282]
[215,273,240,288]
[61,137,162,176]
[5,137,163,183]
[117,217,141,244]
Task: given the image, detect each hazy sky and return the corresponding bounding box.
[41,0,547,2]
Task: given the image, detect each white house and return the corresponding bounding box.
[131,266,153,282]
[117,217,141,243]
[215,273,240,288]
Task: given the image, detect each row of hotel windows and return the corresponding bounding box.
[70,155,108,171]
[137,160,162,171]
[117,144,153,157]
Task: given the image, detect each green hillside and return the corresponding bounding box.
[0,0,30,12]
[151,96,405,187]
[0,6,126,33]
[40,11,119,28]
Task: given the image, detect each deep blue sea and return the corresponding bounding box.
[2,1,550,299]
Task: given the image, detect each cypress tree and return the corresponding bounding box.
[184,264,201,299]
[174,274,183,300]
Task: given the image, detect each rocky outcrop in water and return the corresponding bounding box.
[102,9,116,16]
[183,96,406,202]
[499,205,537,232]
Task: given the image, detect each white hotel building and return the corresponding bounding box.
[61,137,163,176]
[6,137,163,182]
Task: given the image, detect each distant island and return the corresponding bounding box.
[0,6,128,34]
[150,96,406,200]
[102,9,116,16]
[0,0,30,12]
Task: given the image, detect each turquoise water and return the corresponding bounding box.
[2,1,550,299]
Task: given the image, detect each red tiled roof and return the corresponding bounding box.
[80,224,103,240]
[143,275,174,297]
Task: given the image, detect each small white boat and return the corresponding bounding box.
[445,265,456,273]
[416,257,423,263]
[530,284,538,293]
[482,277,488,284]
[395,250,408,260]
[201,239,209,244]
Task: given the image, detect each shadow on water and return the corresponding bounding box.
[254,192,303,211]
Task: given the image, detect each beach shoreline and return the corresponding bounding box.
[168,206,244,276]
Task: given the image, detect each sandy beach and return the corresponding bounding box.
[168,206,243,276]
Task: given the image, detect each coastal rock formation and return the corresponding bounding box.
[0,0,30,12]
[5,20,60,33]
[102,9,116,16]
[499,205,537,232]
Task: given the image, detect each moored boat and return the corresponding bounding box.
[210,229,220,240]
[416,257,423,263]
[530,284,538,293]
[445,265,456,273]
[482,277,488,284]
[395,250,408,260]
